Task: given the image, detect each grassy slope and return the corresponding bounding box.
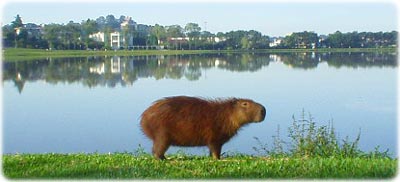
[2,47,397,62]
[3,153,397,179]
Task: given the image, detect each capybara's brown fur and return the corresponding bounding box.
[140,96,266,160]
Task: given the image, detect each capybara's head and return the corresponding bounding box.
[231,99,266,125]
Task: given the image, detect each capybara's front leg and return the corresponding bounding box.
[208,143,222,159]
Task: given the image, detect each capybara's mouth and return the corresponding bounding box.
[255,106,266,122]
[261,106,266,120]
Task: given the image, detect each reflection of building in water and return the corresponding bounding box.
[214,59,227,67]
[269,54,281,62]
[16,73,22,80]
[89,63,105,74]
[4,53,397,93]
[111,56,121,73]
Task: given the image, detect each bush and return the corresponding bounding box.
[253,110,391,158]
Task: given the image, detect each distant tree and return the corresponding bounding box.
[147,34,158,46]
[81,19,99,49]
[247,30,269,49]
[2,25,16,47]
[65,21,82,49]
[43,23,63,49]
[105,15,119,30]
[185,23,201,49]
[103,26,113,49]
[224,30,246,49]
[119,15,126,23]
[151,24,166,45]
[284,31,318,48]
[326,31,344,48]
[11,14,23,29]
[165,25,184,49]
[241,36,250,49]
[198,31,215,49]
[121,21,134,49]
[165,25,184,37]
[95,16,106,30]
[11,14,25,48]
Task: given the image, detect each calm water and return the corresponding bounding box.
[2,52,398,156]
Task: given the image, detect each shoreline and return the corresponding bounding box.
[2,47,397,62]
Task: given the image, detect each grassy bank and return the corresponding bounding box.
[3,153,397,179]
[2,47,397,62]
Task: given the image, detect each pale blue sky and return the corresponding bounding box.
[1,2,398,36]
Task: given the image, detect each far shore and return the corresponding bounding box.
[2,47,397,62]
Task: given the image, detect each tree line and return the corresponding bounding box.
[2,14,398,50]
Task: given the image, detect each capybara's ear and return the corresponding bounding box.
[231,98,239,104]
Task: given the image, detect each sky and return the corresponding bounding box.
[1,1,398,37]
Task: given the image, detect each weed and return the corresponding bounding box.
[253,110,391,158]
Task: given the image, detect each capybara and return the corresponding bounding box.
[140,96,266,160]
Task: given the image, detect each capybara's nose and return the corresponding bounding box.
[261,106,266,120]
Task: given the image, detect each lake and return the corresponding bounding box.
[2,52,398,156]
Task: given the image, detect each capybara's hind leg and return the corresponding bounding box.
[208,143,222,159]
[152,138,169,160]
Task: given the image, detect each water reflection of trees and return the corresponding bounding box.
[3,52,397,93]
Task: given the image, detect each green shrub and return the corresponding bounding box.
[253,110,391,158]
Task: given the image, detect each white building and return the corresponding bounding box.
[89,32,105,42]
[110,32,121,49]
[89,16,135,50]
[269,38,283,47]
[89,31,133,50]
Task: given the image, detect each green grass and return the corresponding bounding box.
[2,47,397,62]
[2,48,219,61]
[3,153,397,179]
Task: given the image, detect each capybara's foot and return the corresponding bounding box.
[154,154,166,160]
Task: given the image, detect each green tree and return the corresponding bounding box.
[65,21,82,49]
[241,36,250,49]
[121,22,134,49]
[166,25,184,37]
[2,25,16,47]
[103,26,113,49]
[185,23,201,49]
[284,31,318,48]
[43,23,62,49]
[105,15,119,30]
[11,14,24,48]
[224,30,246,49]
[151,24,166,45]
[81,19,98,49]
[326,31,343,48]
[11,14,23,29]
[165,25,184,49]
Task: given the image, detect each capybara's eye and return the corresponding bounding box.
[241,102,249,107]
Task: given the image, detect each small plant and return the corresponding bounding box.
[253,110,391,158]
[133,144,149,157]
[253,125,286,157]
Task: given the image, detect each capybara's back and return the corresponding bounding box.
[140,96,266,160]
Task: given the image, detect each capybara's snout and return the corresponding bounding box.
[260,105,266,121]
[254,104,266,122]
